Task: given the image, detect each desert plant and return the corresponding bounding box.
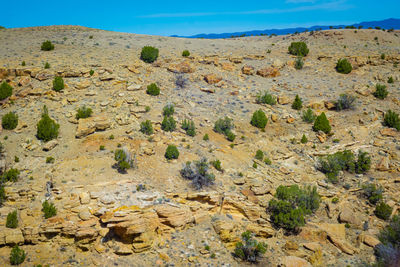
[175,74,188,89]
[211,159,222,172]
[52,76,64,92]
[288,42,309,56]
[37,106,59,142]
[250,109,268,129]
[234,231,267,263]
[0,184,5,206]
[114,148,133,173]
[0,81,13,100]
[146,83,160,96]
[381,53,386,60]
[388,76,394,83]
[41,40,54,51]
[180,158,215,189]
[165,145,179,160]
[203,134,209,141]
[214,117,235,141]
[292,95,303,110]
[10,245,25,265]
[21,61,26,66]
[318,150,355,183]
[140,120,154,135]
[6,210,18,228]
[302,108,316,123]
[140,46,159,63]
[2,169,20,182]
[75,106,93,119]
[336,94,356,110]
[2,112,18,130]
[375,202,393,221]
[256,91,276,105]
[362,183,384,205]
[384,110,400,131]
[301,134,308,144]
[42,200,57,219]
[373,84,388,99]
[374,215,400,267]
[44,62,50,69]
[336,58,352,74]
[89,69,94,76]
[355,151,371,174]
[161,116,176,132]
[255,150,264,161]
[181,119,196,137]
[46,156,55,164]
[268,185,320,233]
[295,56,304,70]
[182,50,190,57]
[313,112,331,134]
[162,104,175,116]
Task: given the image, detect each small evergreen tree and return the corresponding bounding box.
[250,109,268,129]
[2,112,18,130]
[140,46,159,63]
[37,106,59,142]
[165,145,179,160]
[0,81,13,100]
[336,58,352,74]
[292,95,303,110]
[52,76,64,92]
[313,112,331,134]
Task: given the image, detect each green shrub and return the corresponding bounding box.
[302,108,316,123]
[318,150,355,183]
[41,40,54,51]
[255,150,264,161]
[161,116,176,132]
[388,76,394,83]
[355,151,371,174]
[14,156,19,163]
[295,56,304,70]
[256,91,276,105]
[140,46,159,63]
[6,210,18,228]
[375,202,393,221]
[375,215,400,266]
[2,112,18,130]
[46,157,54,164]
[250,109,268,129]
[292,95,303,110]
[288,42,309,56]
[44,62,50,69]
[0,184,5,206]
[264,157,272,165]
[336,58,352,74]
[362,183,383,205]
[42,200,57,219]
[89,69,94,76]
[165,145,179,160]
[114,149,133,173]
[214,117,235,141]
[37,106,59,142]
[336,94,356,110]
[180,158,215,189]
[181,119,196,136]
[301,134,308,144]
[211,159,222,171]
[10,245,25,265]
[203,134,209,141]
[2,169,20,182]
[162,104,175,116]
[268,185,320,233]
[313,112,331,134]
[75,106,93,119]
[21,61,26,66]
[0,81,13,100]
[140,120,153,135]
[384,110,400,131]
[99,145,105,151]
[381,53,385,60]
[234,231,267,263]
[146,83,160,96]
[373,84,388,99]
[182,50,190,57]
[52,76,64,92]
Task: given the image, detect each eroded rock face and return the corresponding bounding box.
[204,74,222,84]
[167,61,195,73]
[256,67,280,78]
[75,116,111,138]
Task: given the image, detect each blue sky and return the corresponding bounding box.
[2,0,399,36]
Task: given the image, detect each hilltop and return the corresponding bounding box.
[0,25,399,266]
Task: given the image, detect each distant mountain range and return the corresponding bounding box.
[173,18,400,39]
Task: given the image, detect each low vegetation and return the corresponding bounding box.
[336,94,356,110]
[384,110,400,131]
[362,183,383,205]
[140,46,159,63]
[162,104,175,116]
[288,42,309,56]
[180,158,215,189]
[76,106,93,119]
[336,58,352,74]
[268,185,320,233]
[374,215,400,266]
[313,112,331,134]
[10,245,26,265]
[41,40,54,51]
[6,210,18,228]
[374,202,393,221]
[295,56,304,70]
[302,108,316,123]
[181,119,196,136]
[373,84,388,99]
[52,76,64,92]
[37,106,59,142]
[165,145,179,160]
[292,95,302,110]
[234,231,267,263]
[140,120,154,135]
[214,117,235,141]
[114,148,133,173]
[182,50,190,57]
[0,81,13,100]
[161,116,176,132]
[256,91,276,105]
[146,83,160,96]
[250,109,268,129]
[42,200,57,219]
[2,112,18,130]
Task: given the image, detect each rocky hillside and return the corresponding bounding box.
[0,26,399,266]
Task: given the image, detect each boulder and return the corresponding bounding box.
[204,74,222,84]
[75,80,91,89]
[43,140,58,151]
[338,205,363,227]
[154,204,193,228]
[167,61,195,73]
[5,228,25,245]
[256,67,280,78]
[75,116,111,138]
[241,65,255,75]
[279,256,312,267]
